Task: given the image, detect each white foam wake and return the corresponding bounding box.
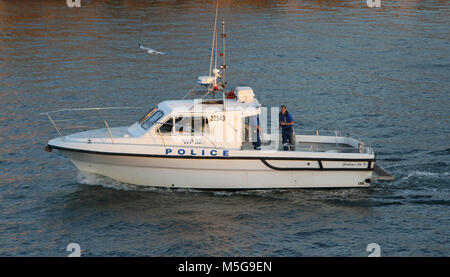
[75,171,286,196]
[76,172,158,192]
[404,170,450,179]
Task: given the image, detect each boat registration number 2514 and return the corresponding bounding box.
[165,148,229,157]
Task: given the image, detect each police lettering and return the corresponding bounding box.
[165,148,229,157]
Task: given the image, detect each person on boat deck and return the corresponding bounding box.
[279,105,295,151]
[249,115,261,150]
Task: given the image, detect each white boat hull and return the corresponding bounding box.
[60,150,373,189]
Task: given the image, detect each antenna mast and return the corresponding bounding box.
[221,21,226,86]
[209,2,219,76]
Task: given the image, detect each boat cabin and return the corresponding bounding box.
[127,87,260,149]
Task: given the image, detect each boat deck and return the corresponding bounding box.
[241,141,361,153]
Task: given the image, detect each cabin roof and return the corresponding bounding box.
[158,98,260,115]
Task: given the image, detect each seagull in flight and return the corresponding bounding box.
[139,44,165,55]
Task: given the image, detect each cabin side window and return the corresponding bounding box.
[157,117,174,134]
[201,117,210,135]
[141,110,164,130]
[170,115,210,136]
[192,117,203,135]
[173,116,190,135]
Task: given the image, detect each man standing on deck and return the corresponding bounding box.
[249,114,261,150]
[279,105,295,151]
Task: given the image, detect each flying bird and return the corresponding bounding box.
[139,44,165,55]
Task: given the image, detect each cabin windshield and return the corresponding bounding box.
[138,107,157,124]
[139,108,164,130]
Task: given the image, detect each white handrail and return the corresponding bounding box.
[40,106,147,115]
[42,106,148,143]
[97,109,114,144]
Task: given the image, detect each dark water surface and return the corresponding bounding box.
[0,0,449,256]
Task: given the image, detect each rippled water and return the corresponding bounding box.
[0,0,449,256]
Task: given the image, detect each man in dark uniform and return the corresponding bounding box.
[279,105,295,151]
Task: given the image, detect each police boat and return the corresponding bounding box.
[43,9,393,189]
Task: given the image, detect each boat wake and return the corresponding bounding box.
[403,170,450,180]
[76,172,160,192]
